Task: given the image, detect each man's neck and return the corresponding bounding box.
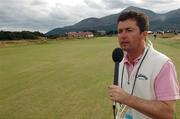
[127,46,145,63]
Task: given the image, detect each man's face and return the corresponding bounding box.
[117,19,146,52]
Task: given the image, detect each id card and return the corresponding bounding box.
[116,104,133,119]
[124,109,133,119]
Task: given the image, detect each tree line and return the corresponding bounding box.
[0,31,45,41]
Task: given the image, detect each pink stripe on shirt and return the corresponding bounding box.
[154,60,180,100]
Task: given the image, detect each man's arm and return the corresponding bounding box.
[126,93,176,119]
[108,85,176,119]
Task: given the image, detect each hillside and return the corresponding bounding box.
[46,6,180,36]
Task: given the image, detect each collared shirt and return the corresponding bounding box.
[124,54,142,76]
[123,53,180,100]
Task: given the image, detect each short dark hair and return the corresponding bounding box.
[117,11,149,32]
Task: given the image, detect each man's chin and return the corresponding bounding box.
[121,47,128,51]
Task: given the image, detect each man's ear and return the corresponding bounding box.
[142,31,148,37]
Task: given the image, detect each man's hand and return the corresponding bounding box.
[108,85,130,104]
[108,85,176,119]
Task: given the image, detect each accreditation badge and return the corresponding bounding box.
[116,103,133,119]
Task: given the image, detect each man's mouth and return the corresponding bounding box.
[120,41,129,45]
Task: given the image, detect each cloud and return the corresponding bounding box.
[84,0,104,9]
[140,0,179,13]
[102,0,138,9]
[30,0,47,6]
[0,0,179,33]
[0,0,92,32]
[0,0,69,32]
[145,0,176,4]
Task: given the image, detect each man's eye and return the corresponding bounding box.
[127,29,133,32]
[118,30,122,34]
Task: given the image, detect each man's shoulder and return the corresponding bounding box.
[148,47,170,61]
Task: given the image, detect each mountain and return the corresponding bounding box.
[46,6,180,36]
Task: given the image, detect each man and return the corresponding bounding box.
[153,33,157,40]
[108,11,180,119]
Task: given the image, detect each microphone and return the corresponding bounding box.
[112,48,124,119]
[112,48,124,85]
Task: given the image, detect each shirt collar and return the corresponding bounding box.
[123,47,148,65]
[124,54,142,65]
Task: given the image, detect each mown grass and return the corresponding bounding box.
[0,36,179,119]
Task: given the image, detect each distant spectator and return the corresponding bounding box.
[153,33,157,40]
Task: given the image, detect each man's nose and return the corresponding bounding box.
[119,31,127,38]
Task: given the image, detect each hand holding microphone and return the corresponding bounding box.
[110,48,124,119]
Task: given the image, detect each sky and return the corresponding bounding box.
[0,0,180,33]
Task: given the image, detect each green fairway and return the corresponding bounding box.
[0,36,179,119]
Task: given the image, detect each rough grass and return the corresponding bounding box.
[0,36,179,119]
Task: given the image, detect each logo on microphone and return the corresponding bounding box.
[137,74,148,80]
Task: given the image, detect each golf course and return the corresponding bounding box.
[0,35,180,119]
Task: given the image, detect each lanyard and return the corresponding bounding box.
[120,48,149,96]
